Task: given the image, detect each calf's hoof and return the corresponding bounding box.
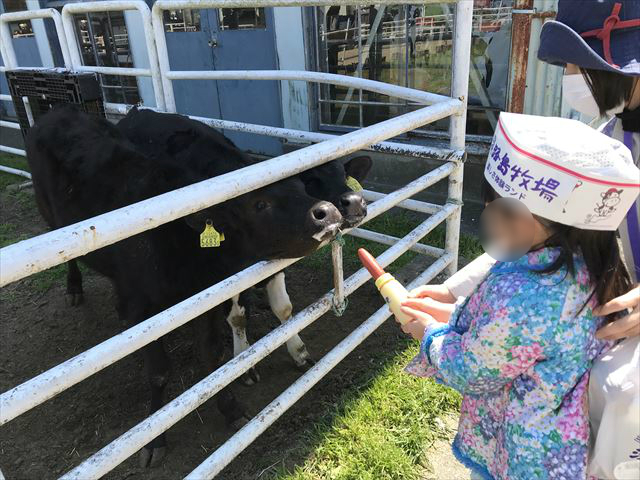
[294,356,316,372]
[65,291,84,307]
[139,445,166,468]
[241,367,261,386]
[229,413,251,431]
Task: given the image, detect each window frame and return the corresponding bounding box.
[70,10,141,105]
[306,3,514,148]
[4,0,34,38]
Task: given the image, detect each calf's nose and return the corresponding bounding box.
[339,191,367,218]
[309,201,342,227]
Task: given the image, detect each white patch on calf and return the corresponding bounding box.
[266,272,292,321]
[226,295,250,358]
[312,223,340,242]
[266,272,311,367]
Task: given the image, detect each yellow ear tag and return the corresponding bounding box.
[200,220,224,248]
[346,176,363,192]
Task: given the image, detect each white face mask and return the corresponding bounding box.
[562,74,600,117]
[562,74,626,118]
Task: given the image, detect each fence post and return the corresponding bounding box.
[445,1,472,277]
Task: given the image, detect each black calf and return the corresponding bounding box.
[25,105,341,466]
[117,108,373,375]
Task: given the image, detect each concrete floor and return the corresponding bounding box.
[422,413,471,480]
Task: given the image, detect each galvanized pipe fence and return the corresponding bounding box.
[0,0,472,477]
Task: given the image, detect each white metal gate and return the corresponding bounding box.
[0,1,473,477]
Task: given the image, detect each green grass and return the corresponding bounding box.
[300,209,483,274]
[272,343,461,480]
[0,221,67,292]
[29,264,68,292]
[0,153,30,190]
[281,211,478,479]
[0,154,68,293]
[0,223,29,248]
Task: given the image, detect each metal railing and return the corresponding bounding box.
[0,8,72,70]
[0,1,472,478]
[0,2,165,179]
[60,1,165,110]
[321,5,512,44]
[0,8,71,173]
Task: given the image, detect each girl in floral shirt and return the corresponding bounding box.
[405,247,613,479]
[400,114,639,480]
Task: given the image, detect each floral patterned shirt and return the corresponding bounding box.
[406,248,611,480]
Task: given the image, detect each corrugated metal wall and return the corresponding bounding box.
[522,0,563,117]
[520,0,603,126]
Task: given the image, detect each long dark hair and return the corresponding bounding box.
[481,178,631,310]
[580,68,637,116]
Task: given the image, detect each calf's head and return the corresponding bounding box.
[118,110,343,260]
[299,156,372,228]
[185,177,342,260]
[119,109,372,231]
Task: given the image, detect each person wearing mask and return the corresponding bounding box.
[402,2,639,478]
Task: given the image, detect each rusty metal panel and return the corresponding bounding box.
[519,0,563,117]
[507,0,534,113]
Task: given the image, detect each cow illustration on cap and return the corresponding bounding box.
[585,188,623,224]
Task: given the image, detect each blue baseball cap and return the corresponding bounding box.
[538,0,640,76]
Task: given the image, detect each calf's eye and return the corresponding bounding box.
[255,200,269,212]
[304,178,322,190]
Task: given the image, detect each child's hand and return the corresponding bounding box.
[400,319,430,340]
[401,298,454,324]
[408,284,456,303]
[399,303,438,340]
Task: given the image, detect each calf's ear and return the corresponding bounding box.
[167,129,197,155]
[184,210,209,232]
[184,209,230,234]
[344,156,372,182]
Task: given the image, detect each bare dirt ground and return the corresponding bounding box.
[0,186,467,480]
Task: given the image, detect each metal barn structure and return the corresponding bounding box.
[1,1,568,154]
[0,0,472,478]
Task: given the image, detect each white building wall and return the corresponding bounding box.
[273,7,310,131]
[124,10,156,107]
[29,0,54,67]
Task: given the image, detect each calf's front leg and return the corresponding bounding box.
[266,272,314,370]
[194,307,250,430]
[140,339,170,468]
[226,295,260,385]
[65,259,84,306]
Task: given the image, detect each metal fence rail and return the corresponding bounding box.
[0,2,164,171]
[0,160,455,424]
[61,203,458,480]
[185,250,454,479]
[103,104,465,161]
[60,1,166,110]
[0,91,26,161]
[0,146,26,157]
[0,1,472,477]
[0,98,460,286]
[0,8,71,71]
[0,8,69,177]
[0,165,31,179]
